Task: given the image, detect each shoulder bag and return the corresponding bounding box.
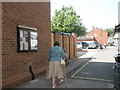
[59,47,66,67]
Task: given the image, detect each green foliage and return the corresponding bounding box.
[51,6,86,36]
[104,28,115,37]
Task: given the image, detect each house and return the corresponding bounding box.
[1,1,51,88]
[86,28,108,45]
[77,36,95,42]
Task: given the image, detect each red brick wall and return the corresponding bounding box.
[72,33,77,58]
[51,32,77,60]
[73,37,77,58]
[69,36,74,59]
[51,33,54,47]
[54,32,62,47]
[0,2,2,89]
[2,2,51,88]
[87,28,108,45]
[62,34,70,58]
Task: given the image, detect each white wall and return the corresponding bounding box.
[118,1,120,24]
[118,2,120,54]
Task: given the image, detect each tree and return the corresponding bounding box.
[104,28,115,37]
[51,6,86,36]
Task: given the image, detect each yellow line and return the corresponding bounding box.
[71,61,89,78]
[72,76,113,82]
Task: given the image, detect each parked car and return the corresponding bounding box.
[108,42,114,46]
[87,42,97,49]
[77,41,82,50]
[94,42,101,48]
[100,44,103,49]
[82,42,89,49]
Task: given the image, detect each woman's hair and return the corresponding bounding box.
[54,41,60,46]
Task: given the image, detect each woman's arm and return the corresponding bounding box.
[61,48,66,59]
[48,48,51,61]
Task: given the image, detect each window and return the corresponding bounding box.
[17,25,38,52]
[94,34,97,37]
[100,36,102,39]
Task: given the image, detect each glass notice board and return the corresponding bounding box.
[17,25,38,52]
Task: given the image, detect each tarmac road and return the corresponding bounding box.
[64,46,117,88]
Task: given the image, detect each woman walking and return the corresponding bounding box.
[48,41,66,88]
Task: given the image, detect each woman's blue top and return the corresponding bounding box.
[48,46,66,61]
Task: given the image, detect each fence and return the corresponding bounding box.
[51,32,77,60]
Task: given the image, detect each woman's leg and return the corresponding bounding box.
[52,77,56,88]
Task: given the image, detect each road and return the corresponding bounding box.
[58,46,118,88]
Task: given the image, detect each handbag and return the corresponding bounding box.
[61,58,66,67]
[59,47,66,67]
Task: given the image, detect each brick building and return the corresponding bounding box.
[86,28,108,45]
[1,2,51,88]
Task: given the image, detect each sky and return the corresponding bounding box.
[51,0,120,31]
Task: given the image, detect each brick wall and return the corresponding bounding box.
[0,2,2,89]
[2,2,51,88]
[69,36,74,59]
[62,34,70,58]
[51,32,77,60]
[72,33,77,58]
[87,28,108,45]
[73,37,77,58]
[51,33,54,47]
[54,32,62,47]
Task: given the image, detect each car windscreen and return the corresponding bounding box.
[87,43,95,45]
[77,42,81,44]
[82,42,88,45]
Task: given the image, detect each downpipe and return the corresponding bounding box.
[29,66,35,80]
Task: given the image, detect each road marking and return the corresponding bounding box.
[72,76,113,82]
[71,61,89,78]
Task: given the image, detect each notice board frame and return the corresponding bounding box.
[17,25,38,52]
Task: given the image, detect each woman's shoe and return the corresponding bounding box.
[52,85,56,88]
[52,86,56,88]
[58,79,64,84]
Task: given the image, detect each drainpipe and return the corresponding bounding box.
[28,60,34,80]
[29,66,35,80]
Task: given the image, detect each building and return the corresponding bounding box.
[1,1,51,88]
[86,28,108,45]
[77,36,94,42]
[113,33,118,45]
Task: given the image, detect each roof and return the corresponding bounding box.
[77,36,94,40]
[87,28,108,34]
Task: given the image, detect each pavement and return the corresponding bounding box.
[16,49,100,88]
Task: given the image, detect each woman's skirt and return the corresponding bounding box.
[48,61,64,79]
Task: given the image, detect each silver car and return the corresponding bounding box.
[87,42,97,49]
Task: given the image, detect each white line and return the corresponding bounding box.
[71,61,89,78]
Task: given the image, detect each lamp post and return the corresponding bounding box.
[100,28,103,49]
[115,2,120,62]
[115,25,120,55]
